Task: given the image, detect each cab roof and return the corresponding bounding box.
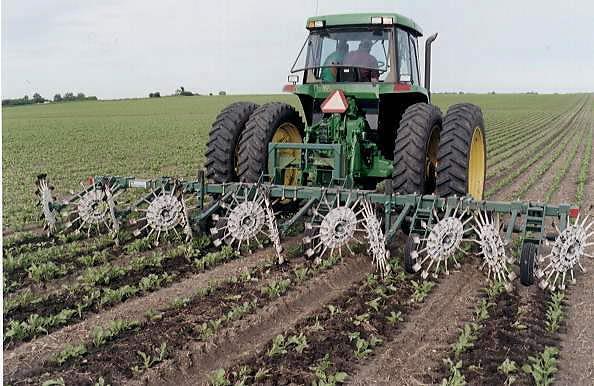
[306,13,423,36]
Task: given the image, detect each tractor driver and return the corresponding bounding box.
[343,40,379,81]
[321,40,348,82]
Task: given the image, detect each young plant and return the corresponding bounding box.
[261,279,290,298]
[53,343,87,365]
[288,333,309,353]
[522,346,559,386]
[452,323,479,359]
[545,291,565,333]
[498,358,518,385]
[411,280,435,303]
[386,310,403,325]
[310,354,348,386]
[440,358,466,386]
[267,334,288,358]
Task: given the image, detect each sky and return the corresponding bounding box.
[2,0,593,99]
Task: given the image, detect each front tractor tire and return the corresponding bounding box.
[436,103,487,200]
[238,102,304,183]
[205,102,259,183]
[392,103,443,195]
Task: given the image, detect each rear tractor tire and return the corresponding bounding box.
[436,103,487,200]
[392,103,443,195]
[392,102,442,234]
[205,102,259,183]
[238,102,304,183]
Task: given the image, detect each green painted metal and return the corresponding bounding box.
[268,96,392,188]
[306,13,423,35]
[67,176,577,245]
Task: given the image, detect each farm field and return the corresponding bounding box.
[3,93,594,385]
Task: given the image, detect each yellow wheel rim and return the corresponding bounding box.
[468,127,486,200]
[272,123,302,186]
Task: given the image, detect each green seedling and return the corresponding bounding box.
[411,280,435,303]
[267,334,288,358]
[522,346,559,386]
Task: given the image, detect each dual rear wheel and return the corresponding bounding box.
[392,102,487,200]
[205,102,304,184]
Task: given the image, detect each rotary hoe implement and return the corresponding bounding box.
[35,13,592,294]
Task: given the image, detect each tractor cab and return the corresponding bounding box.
[291,16,421,86]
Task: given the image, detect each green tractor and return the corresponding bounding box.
[205,13,486,202]
[36,13,591,292]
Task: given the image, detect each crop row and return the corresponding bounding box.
[217,267,436,385]
[485,102,587,197]
[433,283,565,386]
[9,244,349,385]
[3,242,238,346]
[487,96,587,174]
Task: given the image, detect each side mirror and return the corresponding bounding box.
[288,75,299,85]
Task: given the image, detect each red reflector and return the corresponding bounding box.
[394,83,412,91]
[569,208,579,218]
[321,90,348,113]
[86,176,94,185]
[282,84,296,93]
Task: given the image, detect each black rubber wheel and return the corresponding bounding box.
[238,102,304,183]
[205,102,258,183]
[436,103,487,200]
[520,242,537,286]
[392,103,443,195]
[403,235,416,274]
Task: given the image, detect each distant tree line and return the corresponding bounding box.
[2,93,46,106]
[53,92,97,102]
[2,92,97,107]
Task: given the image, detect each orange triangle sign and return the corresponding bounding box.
[321,90,348,113]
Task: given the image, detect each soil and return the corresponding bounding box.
[133,253,375,386]
[3,240,296,382]
[349,262,486,385]
[426,285,559,386]
[555,113,594,385]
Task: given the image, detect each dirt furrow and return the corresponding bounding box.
[555,250,594,386]
[556,102,594,385]
[128,254,374,386]
[3,242,287,380]
[349,262,485,385]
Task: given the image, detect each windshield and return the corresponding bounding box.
[291,27,393,83]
